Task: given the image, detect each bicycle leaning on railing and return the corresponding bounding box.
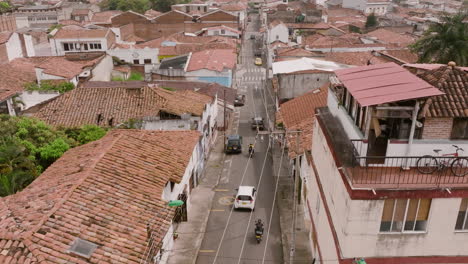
[416,145,468,177]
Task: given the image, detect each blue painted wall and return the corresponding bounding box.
[198,76,231,87]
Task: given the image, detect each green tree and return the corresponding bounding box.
[100,0,150,13]
[410,12,468,66]
[149,0,176,12]
[0,138,38,196]
[0,2,12,14]
[25,81,74,93]
[38,138,70,168]
[365,13,378,28]
[76,125,107,145]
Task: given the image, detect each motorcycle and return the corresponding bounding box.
[255,219,264,244]
[248,145,254,157]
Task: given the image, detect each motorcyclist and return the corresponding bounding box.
[255,219,264,232]
[248,143,254,155]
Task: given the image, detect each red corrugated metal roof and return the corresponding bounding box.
[334,62,444,107]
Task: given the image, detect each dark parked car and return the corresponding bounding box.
[251,117,265,130]
[225,135,243,154]
[234,94,246,106]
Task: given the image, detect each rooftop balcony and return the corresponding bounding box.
[316,107,468,190]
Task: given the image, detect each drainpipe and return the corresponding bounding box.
[404,101,420,169]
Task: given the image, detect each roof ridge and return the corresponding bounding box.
[20,133,124,241]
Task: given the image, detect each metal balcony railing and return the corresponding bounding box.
[347,140,468,189]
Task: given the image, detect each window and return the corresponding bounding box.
[83,43,88,50]
[63,43,76,51]
[144,59,152,64]
[455,199,468,230]
[63,43,70,51]
[89,43,102,50]
[186,6,190,12]
[170,181,175,192]
[380,198,431,232]
[133,59,140,64]
[451,118,468,139]
[221,29,225,34]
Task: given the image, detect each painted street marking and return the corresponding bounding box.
[199,250,216,253]
[218,196,235,205]
[210,209,225,212]
[215,189,229,192]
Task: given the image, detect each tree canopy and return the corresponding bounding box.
[99,0,183,13]
[365,13,378,28]
[0,115,108,196]
[410,12,468,66]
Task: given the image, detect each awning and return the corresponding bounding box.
[334,63,444,107]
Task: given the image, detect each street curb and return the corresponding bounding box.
[277,192,290,264]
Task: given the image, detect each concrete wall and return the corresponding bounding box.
[50,37,109,56]
[312,120,468,260]
[143,118,195,131]
[90,55,113,81]
[107,47,159,64]
[6,33,23,61]
[186,69,233,87]
[342,0,367,11]
[206,28,239,38]
[23,34,36,57]
[19,91,60,110]
[268,23,288,43]
[278,72,331,100]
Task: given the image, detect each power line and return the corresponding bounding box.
[262,135,287,264]
[236,135,272,264]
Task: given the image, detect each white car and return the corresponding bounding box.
[234,186,257,210]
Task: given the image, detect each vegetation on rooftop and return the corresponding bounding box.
[99,0,189,13]
[25,81,75,94]
[162,87,176,91]
[111,72,144,81]
[365,13,378,29]
[0,115,107,196]
[0,2,13,14]
[410,11,468,66]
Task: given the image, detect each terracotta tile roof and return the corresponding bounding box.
[204,25,241,35]
[53,28,109,39]
[0,63,37,101]
[269,20,285,29]
[153,80,236,104]
[144,9,162,18]
[277,85,328,158]
[327,7,363,17]
[58,19,83,26]
[90,10,122,24]
[0,129,200,263]
[31,86,211,127]
[71,8,90,15]
[186,49,236,72]
[379,49,418,64]
[159,42,236,56]
[221,3,247,11]
[275,47,320,57]
[0,32,12,44]
[135,37,165,49]
[365,28,415,46]
[36,55,104,78]
[323,51,388,66]
[417,64,468,118]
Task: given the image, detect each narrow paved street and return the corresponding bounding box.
[195,14,283,264]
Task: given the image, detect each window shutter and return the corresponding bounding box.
[416,199,431,220]
[381,199,394,221]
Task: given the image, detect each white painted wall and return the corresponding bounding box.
[327,89,364,140]
[207,28,240,38]
[342,0,367,11]
[312,120,468,260]
[90,55,113,81]
[23,34,36,57]
[365,3,388,15]
[50,37,109,56]
[268,23,288,44]
[6,33,23,61]
[19,91,60,110]
[107,47,159,64]
[15,16,29,29]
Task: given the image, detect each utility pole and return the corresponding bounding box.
[223,89,227,150]
[290,131,301,264]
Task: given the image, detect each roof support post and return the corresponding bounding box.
[403,101,420,169]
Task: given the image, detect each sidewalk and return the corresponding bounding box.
[271,144,314,264]
[166,134,227,264]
